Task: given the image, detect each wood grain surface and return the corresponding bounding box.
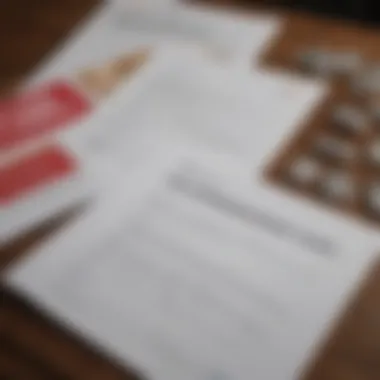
[1,0,380,379]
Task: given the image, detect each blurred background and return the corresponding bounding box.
[207,0,380,24]
[2,1,380,380]
[272,0,379,23]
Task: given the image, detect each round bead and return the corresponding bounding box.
[320,171,354,202]
[289,157,320,184]
[298,49,362,77]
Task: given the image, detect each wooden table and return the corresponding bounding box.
[1,0,380,379]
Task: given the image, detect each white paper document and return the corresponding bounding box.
[6,146,380,380]
[28,1,281,85]
[72,52,326,172]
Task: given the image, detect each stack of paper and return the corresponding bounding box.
[3,2,379,380]
[0,0,282,243]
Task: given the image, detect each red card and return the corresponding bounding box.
[0,81,91,149]
[0,145,77,205]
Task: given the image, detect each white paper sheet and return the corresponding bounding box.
[6,144,380,380]
[69,51,326,174]
[27,0,282,86]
